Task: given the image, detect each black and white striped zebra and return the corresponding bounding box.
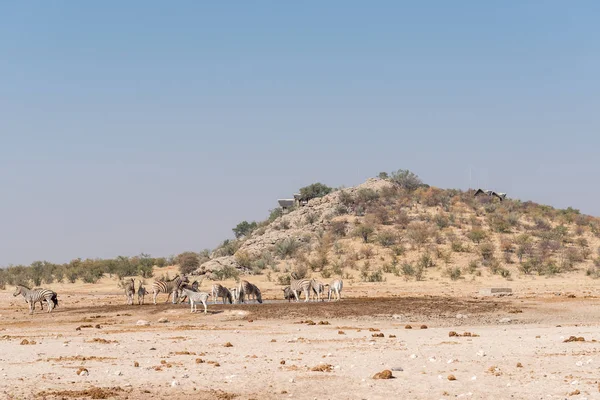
[289,276,313,302]
[151,275,188,304]
[310,279,327,302]
[237,280,263,304]
[122,278,135,305]
[137,280,148,305]
[13,285,58,314]
[328,279,343,301]
[283,286,299,302]
[211,284,233,304]
[178,287,209,314]
[178,280,200,304]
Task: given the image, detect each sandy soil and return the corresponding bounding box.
[2,271,600,400]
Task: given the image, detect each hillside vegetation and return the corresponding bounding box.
[3,169,600,290]
[200,170,600,285]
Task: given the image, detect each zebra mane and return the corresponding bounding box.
[16,284,30,290]
[290,272,299,280]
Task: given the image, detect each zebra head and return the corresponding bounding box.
[13,285,26,297]
[255,287,263,304]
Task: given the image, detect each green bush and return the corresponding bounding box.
[232,221,258,238]
[299,183,333,202]
[177,252,200,275]
[390,169,423,191]
[275,238,301,259]
[353,224,375,243]
[213,265,240,281]
[377,231,398,247]
[467,229,487,244]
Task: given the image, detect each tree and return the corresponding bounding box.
[299,183,333,202]
[232,221,258,239]
[177,252,200,275]
[390,169,423,191]
[378,172,389,179]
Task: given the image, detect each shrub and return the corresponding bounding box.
[390,169,423,191]
[321,268,332,279]
[213,265,240,281]
[177,252,200,275]
[292,264,308,279]
[434,214,449,229]
[417,252,435,269]
[214,240,240,257]
[377,231,397,247]
[467,229,487,244]
[392,244,407,257]
[269,208,284,223]
[353,224,375,243]
[451,240,468,253]
[378,172,389,179]
[275,238,301,259]
[232,221,258,239]
[277,274,291,286]
[305,212,320,225]
[234,251,253,269]
[445,267,462,281]
[394,210,410,228]
[401,263,415,281]
[330,219,348,237]
[331,259,343,276]
[407,222,432,248]
[299,183,332,202]
[479,242,495,261]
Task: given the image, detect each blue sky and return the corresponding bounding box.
[1,1,598,265]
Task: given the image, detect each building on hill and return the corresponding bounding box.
[278,193,308,213]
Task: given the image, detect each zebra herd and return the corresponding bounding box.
[9,274,344,315]
[124,274,344,313]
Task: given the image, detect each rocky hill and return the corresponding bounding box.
[195,175,600,285]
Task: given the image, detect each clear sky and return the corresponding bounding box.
[1,1,598,265]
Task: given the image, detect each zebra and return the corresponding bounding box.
[13,285,58,314]
[178,287,209,314]
[122,278,135,305]
[310,279,327,302]
[137,280,148,305]
[211,284,233,304]
[151,275,188,304]
[26,288,47,310]
[237,280,263,304]
[328,279,343,301]
[283,286,299,302]
[178,280,200,304]
[289,276,313,302]
[230,287,239,303]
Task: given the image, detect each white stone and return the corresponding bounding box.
[171,380,179,387]
[410,354,418,359]
[498,318,512,324]
[476,350,486,357]
[136,320,150,326]
[115,371,122,376]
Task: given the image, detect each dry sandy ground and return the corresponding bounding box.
[2,274,600,400]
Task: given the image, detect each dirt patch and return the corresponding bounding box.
[36,386,124,399]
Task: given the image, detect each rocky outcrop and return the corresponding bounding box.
[195,178,395,277]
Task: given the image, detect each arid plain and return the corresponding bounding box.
[2,266,600,400]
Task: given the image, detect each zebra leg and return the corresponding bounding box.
[293,290,300,302]
[29,302,34,315]
[153,291,158,305]
[202,300,207,314]
[190,300,194,313]
[304,289,310,302]
[47,298,53,313]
